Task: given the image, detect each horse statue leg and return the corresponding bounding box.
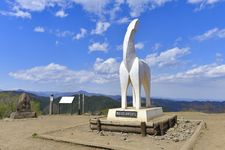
[141,62,151,108]
[130,58,141,109]
[132,86,136,108]
[120,62,130,109]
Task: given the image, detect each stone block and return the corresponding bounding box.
[107,107,163,122]
[10,111,37,119]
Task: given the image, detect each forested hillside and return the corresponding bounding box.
[1,91,225,119]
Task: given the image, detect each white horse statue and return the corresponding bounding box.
[120,19,151,110]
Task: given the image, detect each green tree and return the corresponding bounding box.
[31,101,41,115]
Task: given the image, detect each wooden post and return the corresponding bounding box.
[97,119,101,131]
[174,115,177,124]
[141,122,146,137]
[168,119,172,128]
[160,122,164,135]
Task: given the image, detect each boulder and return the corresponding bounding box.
[10,93,37,119]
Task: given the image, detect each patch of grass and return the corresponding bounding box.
[32,133,38,138]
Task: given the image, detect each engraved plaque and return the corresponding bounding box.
[116,111,137,118]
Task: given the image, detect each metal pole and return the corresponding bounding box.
[82,94,85,114]
[49,95,53,115]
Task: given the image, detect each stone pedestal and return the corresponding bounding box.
[10,111,37,119]
[107,107,163,122]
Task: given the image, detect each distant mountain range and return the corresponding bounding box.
[1,90,225,116]
[14,89,103,98]
[11,89,225,102]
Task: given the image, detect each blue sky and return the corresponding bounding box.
[0,0,225,100]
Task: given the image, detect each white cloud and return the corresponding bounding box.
[145,47,190,67]
[116,17,130,24]
[135,42,144,50]
[194,27,225,41]
[1,0,67,18]
[9,58,120,84]
[9,63,94,83]
[94,58,120,74]
[55,10,68,18]
[1,0,175,20]
[72,0,123,21]
[34,26,45,32]
[54,29,74,37]
[216,53,222,57]
[8,63,95,84]
[15,0,48,11]
[0,9,31,19]
[188,0,204,4]
[93,58,120,83]
[73,0,110,15]
[74,0,174,19]
[91,21,110,35]
[35,28,78,39]
[173,37,183,46]
[88,42,108,52]
[126,0,172,17]
[154,63,225,83]
[187,0,223,10]
[216,53,223,63]
[194,28,218,41]
[151,43,161,51]
[187,0,221,5]
[73,28,87,40]
[15,0,66,12]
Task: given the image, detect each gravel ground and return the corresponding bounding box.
[153,119,200,142]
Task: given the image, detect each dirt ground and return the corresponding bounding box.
[0,115,94,150]
[0,112,225,150]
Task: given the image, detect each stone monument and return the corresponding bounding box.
[10,93,37,119]
[107,19,163,122]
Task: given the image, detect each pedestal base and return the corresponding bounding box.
[10,111,37,119]
[107,107,163,122]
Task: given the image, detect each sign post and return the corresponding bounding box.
[49,94,54,115]
[58,96,75,115]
